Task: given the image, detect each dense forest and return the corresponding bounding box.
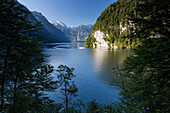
[0,0,169,112]
[86,0,141,48]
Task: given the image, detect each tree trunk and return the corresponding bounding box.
[0,46,10,112]
[11,71,19,113]
[65,82,68,112]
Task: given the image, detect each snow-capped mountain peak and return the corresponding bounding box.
[69,25,74,28]
[50,20,93,41]
[49,20,67,28]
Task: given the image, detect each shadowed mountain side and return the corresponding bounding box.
[32,11,69,43]
[16,0,69,43]
[50,21,93,42]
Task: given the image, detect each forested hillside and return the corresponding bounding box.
[1,0,169,112]
[86,0,140,48]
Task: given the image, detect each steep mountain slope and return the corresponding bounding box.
[32,11,69,43]
[70,24,93,41]
[50,21,93,41]
[49,20,72,41]
[50,21,68,29]
[86,0,139,48]
[16,1,69,43]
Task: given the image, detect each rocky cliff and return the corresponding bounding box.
[86,0,139,48]
[50,21,93,42]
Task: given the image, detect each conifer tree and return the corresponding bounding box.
[0,0,58,112]
[116,0,170,112]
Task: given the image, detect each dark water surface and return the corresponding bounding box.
[44,42,131,104]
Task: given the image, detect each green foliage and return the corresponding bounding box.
[85,35,96,48]
[86,99,100,113]
[86,100,122,113]
[91,0,142,48]
[0,0,58,112]
[57,65,78,112]
[115,0,170,112]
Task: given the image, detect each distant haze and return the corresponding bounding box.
[18,0,116,27]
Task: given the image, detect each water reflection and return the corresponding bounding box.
[91,48,130,85]
[44,43,131,104]
[71,42,85,48]
[45,42,85,49]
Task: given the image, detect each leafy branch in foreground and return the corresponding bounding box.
[57,65,79,112]
[0,0,58,112]
[114,0,170,112]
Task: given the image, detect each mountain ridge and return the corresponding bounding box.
[16,0,69,43]
[50,20,93,41]
[32,11,69,43]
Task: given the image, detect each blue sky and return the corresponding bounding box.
[18,0,116,27]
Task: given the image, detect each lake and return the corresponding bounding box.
[44,42,131,104]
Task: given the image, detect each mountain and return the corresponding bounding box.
[50,21,68,28]
[50,21,93,41]
[49,20,72,41]
[32,11,69,43]
[69,24,94,41]
[86,0,138,48]
[16,1,69,43]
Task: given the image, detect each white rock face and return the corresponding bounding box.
[94,30,109,48]
[119,23,127,33]
[121,27,126,32]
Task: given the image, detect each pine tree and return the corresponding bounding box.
[0,0,58,112]
[116,0,170,112]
